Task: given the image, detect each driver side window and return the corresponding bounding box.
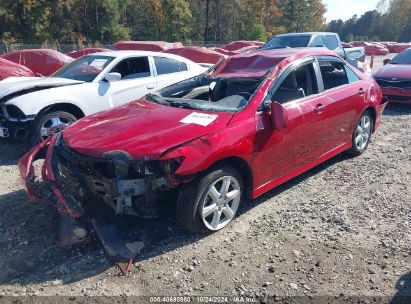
[272,62,318,104]
[109,57,151,80]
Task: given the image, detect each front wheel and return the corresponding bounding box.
[346,111,373,156]
[176,165,243,233]
[30,111,77,145]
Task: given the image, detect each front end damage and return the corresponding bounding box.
[18,133,191,274]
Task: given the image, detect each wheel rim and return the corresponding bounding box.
[355,115,371,150]
[40,115,75,141]
[201,176,241,231]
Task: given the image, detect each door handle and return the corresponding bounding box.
[358,88,365,95]
[314,103,326,113]
[146,85,155,90]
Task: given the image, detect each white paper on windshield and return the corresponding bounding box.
[180,112,218,126]
[89,59,108,68]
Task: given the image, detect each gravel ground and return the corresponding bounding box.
[0,57,410,303]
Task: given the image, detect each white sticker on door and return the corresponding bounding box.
[180,112,218,126]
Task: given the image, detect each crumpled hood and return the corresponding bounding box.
[63,99,234,159]
[375,64,411,79]
[0,77,83,102]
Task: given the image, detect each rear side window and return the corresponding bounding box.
[344,64,361,83]
[154,57,187,75]
[324,35,339,50]
[272,62,318,104]
[319,61,349,90]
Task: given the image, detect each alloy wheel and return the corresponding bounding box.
[40,115,75,141]
[355,115,372,150]
[201,176,241,231]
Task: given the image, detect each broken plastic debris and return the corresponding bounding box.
[91,220,146,275]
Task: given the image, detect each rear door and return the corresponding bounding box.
[315,56,365,150]
[153,56,191,89]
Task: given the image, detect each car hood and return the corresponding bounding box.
[0,77,83,103]
[63,99,234,159]
[374,64,411,79]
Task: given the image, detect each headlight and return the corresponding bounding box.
[6,105,26,119]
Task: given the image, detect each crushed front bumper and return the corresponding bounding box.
[19,133,185,219]
[18,134,179,274]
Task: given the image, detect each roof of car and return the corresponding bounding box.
[91,50,196,63]
[214,47,336,77]
[276,32,337,37]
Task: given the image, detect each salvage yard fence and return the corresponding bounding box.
[0,41,229,54]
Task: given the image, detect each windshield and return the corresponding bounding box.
[261,35,311,50]
[147,75,264,112]
[52,55,115,82]
[390,49,411,64]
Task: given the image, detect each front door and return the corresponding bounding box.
[98,56,157,108]
[253,58,335,188]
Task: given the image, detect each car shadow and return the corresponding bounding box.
[0,189,110,285]
[390,271,411,304]
[0,152,351,287]
[238,152,351,214]
[0,141,30,166]
[383,102,411,115]
[0,186,201,286]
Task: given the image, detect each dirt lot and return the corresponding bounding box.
[0,57,410,303]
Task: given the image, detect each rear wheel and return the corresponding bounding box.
[176,165,243,233]
[346,111,373,156]
[30,111,77,145]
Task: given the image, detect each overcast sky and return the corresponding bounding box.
[323,0,380,22]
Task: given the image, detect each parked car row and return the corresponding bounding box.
[346,41,411,55]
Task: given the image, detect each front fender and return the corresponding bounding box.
[18,135,55,200]
[6,86,87,116]
[160,121,256,176]
[18,133,81,218]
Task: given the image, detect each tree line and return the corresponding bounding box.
[0,0,325,45]
[326,0,411,42]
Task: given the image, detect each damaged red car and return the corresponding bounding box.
[19,48,387,235]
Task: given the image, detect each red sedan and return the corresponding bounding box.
[19,48,386,234]
[374,48,411,104]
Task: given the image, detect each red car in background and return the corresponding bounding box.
[374,48,411,103]
[1,49,74,76]
[0,57,35,80]
[19,48,386,235]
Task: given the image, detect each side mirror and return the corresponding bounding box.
[383,59,391,65]
[104,72,121,82]
[271,101,287,130]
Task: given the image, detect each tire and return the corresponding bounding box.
[176,165,243,233]
[30,111,77,145]
[346,110,373,156]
